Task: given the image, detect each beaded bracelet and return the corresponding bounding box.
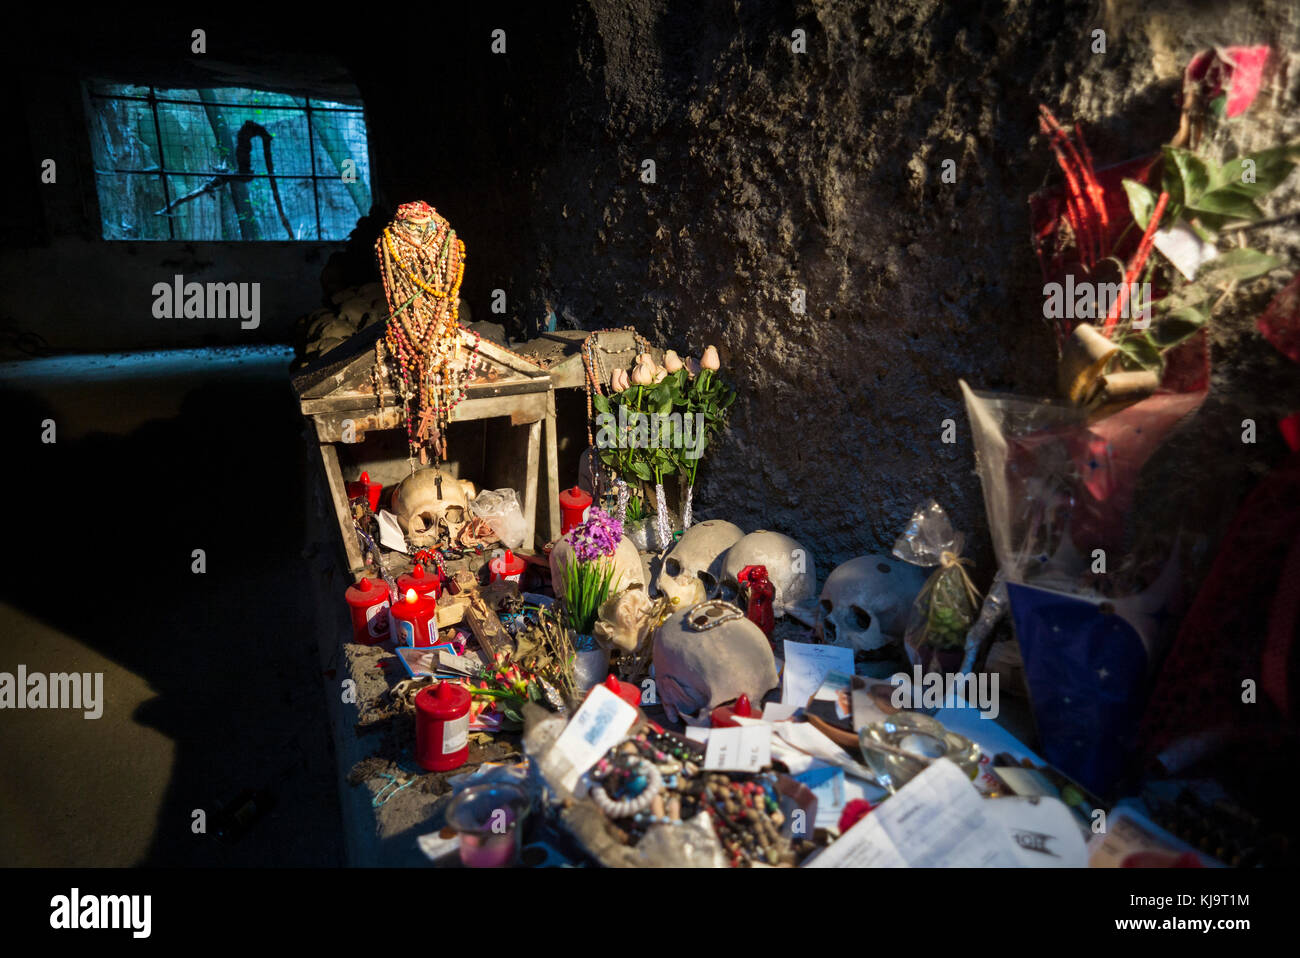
[588,758,663,820]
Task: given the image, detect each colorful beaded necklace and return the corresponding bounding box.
[375,201,480,466]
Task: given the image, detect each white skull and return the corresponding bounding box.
[720,530,816,615]
[816,554,928,654]
[549,533,647,598]
[653,519,744,608]
[390,469,478,546]
[652,600,778,723]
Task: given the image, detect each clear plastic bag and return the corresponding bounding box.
[893,500,980,674]
[469,488,527,550]
[958,379,1208,794]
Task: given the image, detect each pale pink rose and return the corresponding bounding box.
[653,367,668,383]
[663,350,683,373]
[631,358,657,386]
[611,367,630,392]
[702,345,720,371]
[684,356,701,377]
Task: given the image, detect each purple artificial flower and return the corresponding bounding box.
[571,507,622,562]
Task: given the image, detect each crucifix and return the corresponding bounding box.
[417,402,447,465]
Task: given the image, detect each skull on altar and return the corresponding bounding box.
[720,530,816,615]
[391,468,478,546]
[815,554,928,654]
[653,519,744,609]
[652,600,779,724]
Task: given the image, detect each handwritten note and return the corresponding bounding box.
[782,640,855,706]
[703,724,772,772]
[377,510,409,553]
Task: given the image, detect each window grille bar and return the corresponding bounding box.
[90,92,363,113]
[105,168,320,179]
[146,89,174,240]
[306,99,321,242]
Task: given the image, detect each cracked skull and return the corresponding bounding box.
[816,554,928,653]
[720,530,816,615]
[391,469,478,546]
[653,519,744,608]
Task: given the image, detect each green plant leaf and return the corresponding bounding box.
[1163,147,1209,206]
[1196,247,1282,284]
[592,392,611,415]
[1113,332,1164,372]
[1212,143,1300,196]
[1123,178,1157,230]
[1187,187,1263,222]
[630,460,653,481]
[1151,303,1210,348]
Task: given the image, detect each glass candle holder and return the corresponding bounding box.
[445,783,529,868]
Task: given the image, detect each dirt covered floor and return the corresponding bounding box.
[0,348,343,866]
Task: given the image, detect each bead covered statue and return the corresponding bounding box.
[374,200,482,466]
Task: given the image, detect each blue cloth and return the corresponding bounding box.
[1007,582,1149,796]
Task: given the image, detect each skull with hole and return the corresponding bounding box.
[815,554,929,654]
[720,530,816,615]
[652,600,778,723]
[391,468,478,546]
[653,519,744,609]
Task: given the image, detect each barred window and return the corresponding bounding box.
[85,81,371,241]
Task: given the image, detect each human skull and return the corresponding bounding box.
[816,554,928,653]
[390,469,478,546]
[549,532,647,598]
[720,530,816,615]
[653,519,744,608]
[593,587,655,653]
[652,600,778,723]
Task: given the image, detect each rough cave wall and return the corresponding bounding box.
[360,0,1300,589]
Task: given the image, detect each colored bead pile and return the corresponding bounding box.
[586,730,793,867]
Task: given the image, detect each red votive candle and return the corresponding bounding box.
[344,576,391,645]
[711,694,754,728]
[345,471,383,512]
[602,674,642,708]
[415,682,470,772]
[488,549,526,584]
[398,563,442,600]
[390,587,438,647]
[558,486,592,535]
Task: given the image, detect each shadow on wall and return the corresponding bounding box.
[0,363,342,866]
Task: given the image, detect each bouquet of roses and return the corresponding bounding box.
[593,345,735,538]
